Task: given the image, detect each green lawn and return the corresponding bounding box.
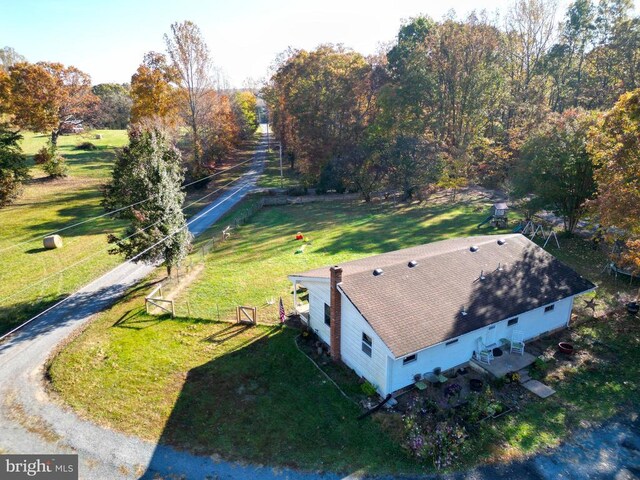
[0,131,129,334]
[48,197,639,474]
[177,200,506,321]
[256,149,300,189]
[0,131,262,335]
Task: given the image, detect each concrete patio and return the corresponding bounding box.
[472,350,537,378]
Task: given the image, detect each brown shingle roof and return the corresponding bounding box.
[292,234,595,357]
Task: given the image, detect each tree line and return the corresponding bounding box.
[263,0,640,272]
[0,22,260,275]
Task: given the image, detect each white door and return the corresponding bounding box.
[485,325,497,346]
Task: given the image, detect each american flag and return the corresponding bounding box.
[279,297,286,324]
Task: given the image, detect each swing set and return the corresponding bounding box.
[519,220,560,249]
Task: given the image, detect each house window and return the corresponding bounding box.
[403,354,417,365]
[445,338,459,346]
[544,304,555,313]
[507,317,519,326]
[324,303,331,326]
[362,333,372,357]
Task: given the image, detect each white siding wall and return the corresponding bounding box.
[339,297,392,395]
[386,296,575,394]
[302,278,576,397]
[305,280,331,345]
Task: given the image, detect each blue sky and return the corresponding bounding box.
[2,0,573,87]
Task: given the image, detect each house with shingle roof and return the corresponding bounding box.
[288,234,595,396]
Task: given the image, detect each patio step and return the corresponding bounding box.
[522,379,556,398]
[518,370,531,383]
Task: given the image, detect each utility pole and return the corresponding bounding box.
[275,142,283,188]
[266,109,270,151]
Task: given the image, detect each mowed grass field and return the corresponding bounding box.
[49,197,640,474]
[49,199,499,474]
[0,131,129,334]
[0,130,262,335]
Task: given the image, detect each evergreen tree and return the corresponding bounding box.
[103,126,191,275]
[0,125,29,207]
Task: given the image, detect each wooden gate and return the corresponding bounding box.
[236,306,257,325]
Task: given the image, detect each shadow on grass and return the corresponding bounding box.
[204,323,251,344]
[25,247,48,255]
[0,277,160,352]
[139,325,412,478]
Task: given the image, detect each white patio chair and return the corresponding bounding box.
[510,330,525,355]
[476,338,493,364]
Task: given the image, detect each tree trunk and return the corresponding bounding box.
[191,123,200,167]
[51,129,59,148]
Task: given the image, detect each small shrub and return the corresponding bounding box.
[75,141,97,151]
[529,357,548,379]
[462,387,494,423]
[504,372,520,384]
[34,145,53,165]
[493,376,507,389]
[286,185,307,196]
[403,403,468,470]
[360,380,378,397]
[35,144,69,178]
[444,382,462,402]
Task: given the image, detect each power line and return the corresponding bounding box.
[125,181,250,264]
[0,154,257,255]
[0,173,252,307]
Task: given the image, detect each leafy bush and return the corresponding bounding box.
[462,387,494,423]
[35,144,68,178]
[444,382,462,402]
[34,145,53,165]
[75,141,97,151]
[360,380,378,397]
[286,185,308,196]
[505,372,520,383]
[403,401,468,470]
[529,357,548,379]
[493,376,507,389]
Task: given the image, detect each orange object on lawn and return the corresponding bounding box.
[295,232,304,240]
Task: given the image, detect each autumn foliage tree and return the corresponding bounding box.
[232,91,259,140]
[264,45,377,186]
[130,52,180,126]
[6,62,97,146]
[165,21,214,169]
[588,88,640,272]
[511,109,597,233]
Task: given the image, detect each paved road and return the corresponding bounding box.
[0,131,639,479]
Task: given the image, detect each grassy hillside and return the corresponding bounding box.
[0,130,263,335]
[0,130,128,334]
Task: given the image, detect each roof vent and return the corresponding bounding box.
[373,268,384,276]
[497,262,504,272]
[479,270,486,280]
[408,260,418,268]
[497,238,506,245]
[470,245,479,252]
[461,306,468,316]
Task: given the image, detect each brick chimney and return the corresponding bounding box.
[329,266,343,361]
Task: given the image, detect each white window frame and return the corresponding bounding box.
[361,332,372,357]
[403,354,417,365]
